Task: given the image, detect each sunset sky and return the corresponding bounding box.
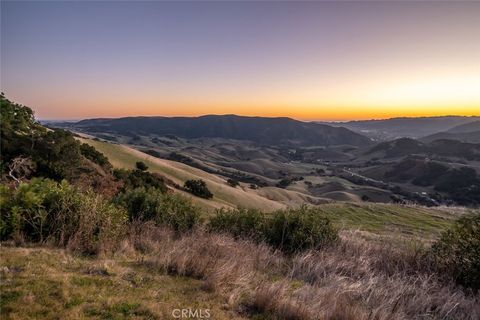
[1,1,479,121]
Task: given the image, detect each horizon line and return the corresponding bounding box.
[38,113,480,123]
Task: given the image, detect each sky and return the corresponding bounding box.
[1,1,479,121]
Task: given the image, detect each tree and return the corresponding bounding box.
[8,156,35,185]
[227,178,240,188]
[184,179,213,199]
[135,161,148,171]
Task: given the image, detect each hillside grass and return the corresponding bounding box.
[0,246,245,320]
[314,203,463,241]
[80,138,285,212]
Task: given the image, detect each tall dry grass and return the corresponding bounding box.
[122,226,479,320]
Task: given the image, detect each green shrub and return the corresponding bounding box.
[208,208,265,241]
[184,179,213,199]
[208,206,338,253]
[431,213,480,291]
[135,161,148,171]
[113,168,168,193]
[0,178,127,254]
[115,188,201,231]
[79,143,112,170]
[265,206,339,253]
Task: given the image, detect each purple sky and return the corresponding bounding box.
[2,1,479,120]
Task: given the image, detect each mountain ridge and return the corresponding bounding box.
[58,114,373,147]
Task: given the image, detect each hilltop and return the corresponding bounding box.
[54,114,372,147]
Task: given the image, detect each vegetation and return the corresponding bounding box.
[227,178,240,188]
[113,168,167,193]
[183,179,213,199]
[431,213,480,290]
[135,161,148,171]
[209,206,338,253]
[0,178,127,254]
[266,206,338,253]
[0,246,241,320]
[115,187,201,232]
[208,208,265,241]
[79,143,112,170]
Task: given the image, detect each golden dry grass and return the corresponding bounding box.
[126,225,479,320]
[2,224,478,319]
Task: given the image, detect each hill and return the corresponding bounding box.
[79,138,315,212]
[57,115,372,147]
[365,137,480,161]
[324,116,480,141]
[446,120,480,133]
[420,130,480,144]
[421,121,480,143]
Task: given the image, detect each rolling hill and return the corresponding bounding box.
[324,116,480,141]
[58,115,372,147]
[365,137,480,161]
[421,120,480,143]
[78,137,328,212]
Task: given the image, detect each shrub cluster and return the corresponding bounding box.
[79,143,112,170]
[208,208,265,241]
[113,168,167,193]
[208,206,338,253]
[0,178,127,254]
[227,178,240,188]
[115,187,201,232]
[184,179,213,199]
[431,213,480,291]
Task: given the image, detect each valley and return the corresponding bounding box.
[53,114,480,209]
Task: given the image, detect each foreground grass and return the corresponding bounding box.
[2,225,479,320]
[0,246,245,320]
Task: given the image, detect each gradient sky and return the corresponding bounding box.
[1,1,479,121]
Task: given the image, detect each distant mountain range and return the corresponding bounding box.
[421,120,480,143]
[365,137,480,160]
[55,115,372,147]
[322,116,480,141]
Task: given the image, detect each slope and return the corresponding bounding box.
[64,114,372,147]
[79,138,293,212]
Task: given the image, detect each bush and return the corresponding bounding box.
[80,143,112,170]
[431,213,480,291]
[208,208,265,241]
[0,178,127,254]
[208,206,338,253]
[276,178,292,188]
[265,206,339,253]
[135,161,148,171]
[227,178,240,188]
[114,168,168,193]
[184,179,213,199]
[115,187,201,231]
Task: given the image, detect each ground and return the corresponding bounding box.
[0,246,245,320]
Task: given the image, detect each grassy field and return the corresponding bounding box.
[3,225,478,320]
[0,246,245,320]
[314,203,463,241]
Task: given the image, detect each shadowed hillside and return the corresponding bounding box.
[325,116,480,141]
[57,115,372,147]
